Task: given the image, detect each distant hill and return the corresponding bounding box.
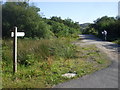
[80,23,91,29]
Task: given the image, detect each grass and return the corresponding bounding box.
[2,38,111,88]
[112,39,120,45]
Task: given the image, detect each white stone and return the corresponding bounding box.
[62,73,76,78]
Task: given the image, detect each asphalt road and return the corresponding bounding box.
[53,34,119,88]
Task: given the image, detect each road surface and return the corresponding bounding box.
[53,35,119,88]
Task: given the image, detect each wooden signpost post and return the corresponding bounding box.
[11,26,25,74]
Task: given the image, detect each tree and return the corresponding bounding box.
[2,2,53,38]
[84,16,119,41]
[2,2,81,39]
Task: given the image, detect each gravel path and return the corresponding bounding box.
[53,34,119,88]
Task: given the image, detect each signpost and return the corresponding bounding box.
[11,32,25,37]
[11,26,25,74]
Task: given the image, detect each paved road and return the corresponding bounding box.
[53,35,119,88]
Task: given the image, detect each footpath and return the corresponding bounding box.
[53,34,119,88]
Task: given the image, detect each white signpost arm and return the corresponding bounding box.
[13,26,17,73]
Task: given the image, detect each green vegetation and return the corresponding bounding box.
[2,2,112,88]
[82,16,120,44]
[2,39,111,88]
[2,2,81,39]
[2,2,82,88]
[113,39,120,45]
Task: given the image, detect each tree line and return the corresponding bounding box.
[2,2,81,39]
[82,16,120,41]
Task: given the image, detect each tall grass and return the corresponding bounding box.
[2,38,76,66]
[2,38,111,88]
[2,38,78,88]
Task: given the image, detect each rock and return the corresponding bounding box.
[62,73,76,78]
